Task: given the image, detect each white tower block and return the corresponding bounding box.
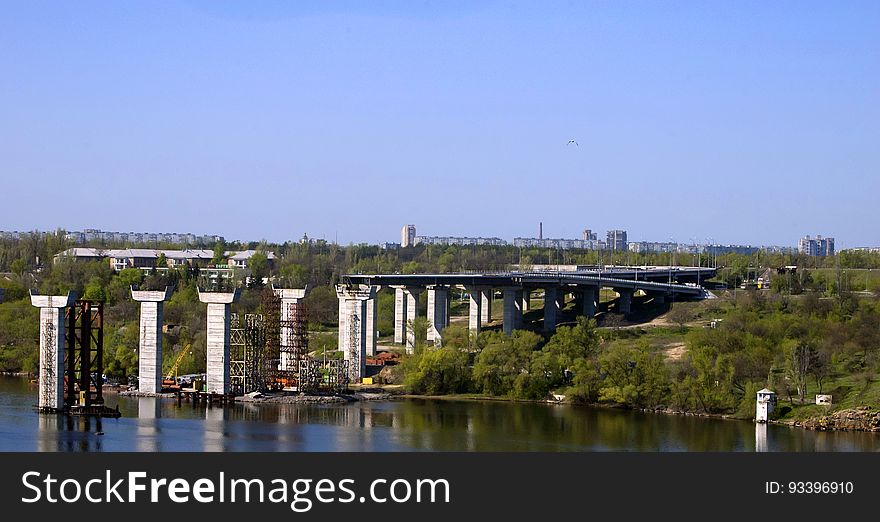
[198,289,242,394]
[131,286,174,394]
[273,285,310,371]
[30,292,75,411]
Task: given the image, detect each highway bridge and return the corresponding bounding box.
[335,266,717,376]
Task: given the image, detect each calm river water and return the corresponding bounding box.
[1,376,877,452]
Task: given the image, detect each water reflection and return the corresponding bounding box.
[37,414,105,452]
[3,377,880,452]
[137,397,160,452]
[756,423,767,452]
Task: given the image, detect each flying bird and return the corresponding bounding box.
[567,139,578,146]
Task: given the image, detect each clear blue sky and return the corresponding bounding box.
[2,1,878,247]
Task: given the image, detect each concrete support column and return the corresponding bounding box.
[581,286,598,318]
[393,287,407,344]
[466,286,484,334]
[131,287,174,394]
[522,290,531,311]
[336,285,377,381]
[405,288,420,351]
[274,286,310,370]
[617,289,634,315]
[502,287,523,336]
[427,286,449,345]
[198,289,241,395]
[366,294,378,356]
[481,288,493,323]
[543,287,559,332]
[30,292,75,411]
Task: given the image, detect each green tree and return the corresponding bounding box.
[403,346,471,394]
[598,341,669,408]
[211,242,226,265]
[472,331,541,396]
[10,258,26,277]
[405,316,432,353]
[248,251,270,281]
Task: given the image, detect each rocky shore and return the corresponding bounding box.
[235,391,393,404]
[789,407,880,432]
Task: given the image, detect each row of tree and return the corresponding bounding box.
[397,291,880,415]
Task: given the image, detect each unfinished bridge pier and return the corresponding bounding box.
[198,288,242,395]
[131,286,174,394]
[30,292,76,411]
[336,284,378,382]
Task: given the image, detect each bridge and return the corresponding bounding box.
[335,266,716,376]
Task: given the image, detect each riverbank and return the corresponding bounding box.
[778,407,880,432]
[400,392,880,433]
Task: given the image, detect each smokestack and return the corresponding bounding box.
[539,222,543,240]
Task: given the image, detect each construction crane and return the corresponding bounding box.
[163,343,191,390]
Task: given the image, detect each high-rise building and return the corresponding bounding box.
[401,224,416,247]
[582,229,597,241]
[606,230,628,251]
[798,235,835,257]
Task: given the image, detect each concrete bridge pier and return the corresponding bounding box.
[274,286,311,368]
[427,286,450,345]
[404,288,420,351]
[502,287,524,336]
[466,286,485,334]
[393,287,407,344]
[198,289,241,395]
[481,288,493,323]
[393,287,420,350]
[616,288,635,315]
[131,286,174,394]
[336,285,377,380]
[522,290,531,311]
[30,292,75,411]
[581,286,598,317]
[543,287,560,332]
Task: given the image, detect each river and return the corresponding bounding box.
[1,376,877,452]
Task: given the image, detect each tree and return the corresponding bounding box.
[82,276,106,301]
[471,331,541,396]
[10,258,26,277]
[598,341,670,408]
[406,317,431,354]
[667,305,694,332]
[211,241,226,265]
[403,346,471,395]
[248,251,270,281]
[784,339,814,403]
[156,252,167,268]
[687,344,737,413]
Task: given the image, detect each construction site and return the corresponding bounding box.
[29,286,353,418]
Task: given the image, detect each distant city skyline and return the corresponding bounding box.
[0,225,865,252]
[2,2,878,248]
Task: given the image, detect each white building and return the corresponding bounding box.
[401,225,416,247]
[756,388,777,423]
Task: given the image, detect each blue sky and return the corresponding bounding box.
[1,1,877,247]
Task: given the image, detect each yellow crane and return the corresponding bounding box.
[163,343,191,389]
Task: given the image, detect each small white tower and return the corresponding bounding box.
[756,388,777,423]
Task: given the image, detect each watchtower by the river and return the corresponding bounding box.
[756,388,777,423]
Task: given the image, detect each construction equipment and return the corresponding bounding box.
[163,343,191,390]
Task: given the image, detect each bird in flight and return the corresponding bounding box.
[567,139,578,146]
